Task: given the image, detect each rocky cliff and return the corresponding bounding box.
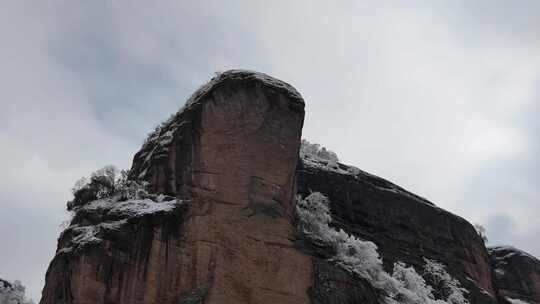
[40,70,539,304]
[489,246,540,304]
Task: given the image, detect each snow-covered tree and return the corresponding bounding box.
[423,259,468,304]
[474,223,488,243]
[68,166,146,210]
[300,139,339,164]
[0,279,33,304]
[295,192,469,304]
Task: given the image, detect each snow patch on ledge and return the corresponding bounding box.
[506,297,531,304]
[300,139,361,176]
[299,139,437,207]
[108,198,179,218]
[58,198,182,255]
[489,246,539,262]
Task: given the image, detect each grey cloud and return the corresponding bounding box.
[46,1,266,142]
[1,0,539,301]
[446,0,540,45]
[485,214,540,256]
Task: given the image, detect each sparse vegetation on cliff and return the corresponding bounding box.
[60,165,182,254]
[68,165,151,211]
[0,279,33,304]
[296,192,468,304]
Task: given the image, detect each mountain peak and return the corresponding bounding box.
[39,71,539,304]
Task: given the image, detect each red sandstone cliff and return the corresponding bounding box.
[41,71,311,304]
[40,70,539,304]
[489,246,540,304]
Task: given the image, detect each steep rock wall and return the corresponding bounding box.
[489,246,540,304]
[41,70,311,304]
[296,158,498,304]
[40,70,539,304]
[40,203,187,304]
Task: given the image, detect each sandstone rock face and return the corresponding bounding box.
[40,70,539,304]
[41,70,310,304]
[489,246,540,304]
[40,198,187,304]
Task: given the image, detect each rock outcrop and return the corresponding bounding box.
[40,197,187,304]
[296,156,497,303]
[41,70,310,304]
[489,246,540,304]
[40,70,539,304]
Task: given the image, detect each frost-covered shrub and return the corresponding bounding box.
[390,263,440,304]
[300,139,339,165]
[143,113,176,146]
[295,193,385,280]
[295,192,333,242]
[473,223,488,243]
[333,230,386,282]
[0,279,33,304]
[68,166,147,211]
[299,140,364,176]
[69,165,118,209]
[424,259,468,304]
[295,192,469,304]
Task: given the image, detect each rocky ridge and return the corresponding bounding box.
[39,70,539,304]
[489,246,540,304]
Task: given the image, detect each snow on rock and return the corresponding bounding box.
[295,192,469,304]
[183,69,303,109]
[488,245,540,304]
[299,139,361,175]
[137,70,304,181]
[142,70,303,148]
[108,199,179,218]
[489,246,539,263]
[488,245,539,283]
[0,279,33,304]
[300,139,339,163]
[135,69,308,183]
[136,70,304,180]
[424,259,469,304]
[62,163,184,255]
[58,197,182,255]
[299,140,438,209]
[506,298,531,304]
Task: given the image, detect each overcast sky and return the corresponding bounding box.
[1,1,539,301]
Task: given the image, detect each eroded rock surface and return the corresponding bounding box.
[40,197,186,304]
[40,70,539,304]
[41,70,309,304]
[489,246,540,304]
[296,156,498,303]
